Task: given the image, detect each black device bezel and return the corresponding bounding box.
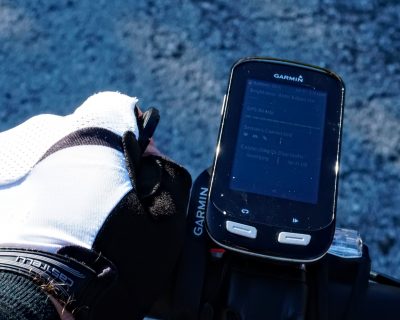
[206,57,345,262]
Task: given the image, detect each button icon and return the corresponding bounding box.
[241,208,250,215]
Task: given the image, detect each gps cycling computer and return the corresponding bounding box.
[206,57,345,262]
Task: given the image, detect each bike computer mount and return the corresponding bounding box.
[206,57,345,263]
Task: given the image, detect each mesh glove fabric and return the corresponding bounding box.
[0,92,192,319]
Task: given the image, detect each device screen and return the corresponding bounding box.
[230,79,327,204]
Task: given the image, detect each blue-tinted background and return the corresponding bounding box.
[230,80,327,204]
[0,0,399,277]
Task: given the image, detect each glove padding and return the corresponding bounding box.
[0,92,192,319]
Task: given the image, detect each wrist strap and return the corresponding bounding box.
[0,248,117,319]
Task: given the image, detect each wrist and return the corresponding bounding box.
[48,296,74,320]
[0,247,117,320]
[0,271,59,320]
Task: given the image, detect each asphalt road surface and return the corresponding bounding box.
[1,0,399,281]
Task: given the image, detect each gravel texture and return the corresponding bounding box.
[0,0,399,279]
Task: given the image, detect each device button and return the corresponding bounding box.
[278,232,311,246]
[226,221,257,239]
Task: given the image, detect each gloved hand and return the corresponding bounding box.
[0,92,192,320]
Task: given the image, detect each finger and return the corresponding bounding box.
[143,138,164,157]
[135,104,143,118]
[135,106,163,157]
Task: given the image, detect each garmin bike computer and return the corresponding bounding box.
[206,57,345,262]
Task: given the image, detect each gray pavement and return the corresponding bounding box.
[0,0,399,278]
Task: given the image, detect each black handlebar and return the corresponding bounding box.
[150,169,400,320]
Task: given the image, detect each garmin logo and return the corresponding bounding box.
[193,187,208,237]
[274,73,304,83]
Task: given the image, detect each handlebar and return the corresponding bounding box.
[149,169,400,320]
